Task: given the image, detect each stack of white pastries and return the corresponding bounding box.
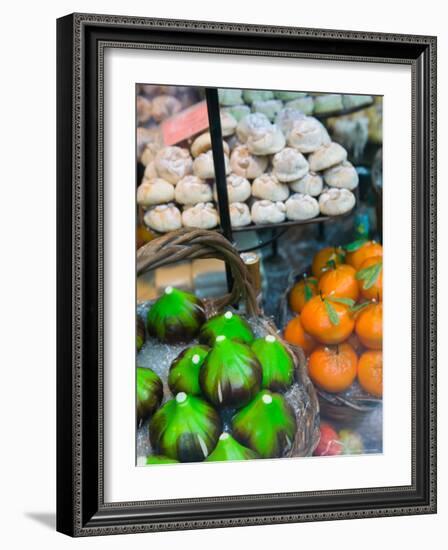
[138,89,362,233]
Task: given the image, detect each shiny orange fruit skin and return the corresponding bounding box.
[358,350,382,397]
[308,343,358,393]
[358,257,383,302]
[346,241,383,271]
[318,264,359,302]
[289,277,319,314]
[311,247,345,278]
[300,295,355,345]
[355,303,382,350]
[284,315,317,355]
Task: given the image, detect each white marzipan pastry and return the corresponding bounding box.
[229,145,268,180]
[251,200,286,225]
[137,178,175,206]
[143,162,158,180]
[174,175,213,205]
[151,95,182,122]
[155,147,193,184]
[236,112,271,143]
[252,173,290,202]
[275,108,306,137]
[287,116,331,154]
[308,142,348,172]
[272,147,309,182]
[319,188,356,216]
[193,150,230,179]
[190,132,230,158]
[144,203,182,233]
[229,202,252,227]
[246,124,286,155]
[289,172,323,196]
[182,202,219,229]
[138,129,163,165]
[323,161,359,190]
[220,110,238,136]
[214,174,251,203]
[285,193,320,221]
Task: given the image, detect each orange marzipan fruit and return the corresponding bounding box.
[318,264,359,302]
[358,350,383,397]
[300,295,354,345]
[289,276,319,314]
[308,343,358,393]
[311,246,345,279]
[355,302,383,350]
[357,257,383,302]
[346,241,383,271]
[284,315,317,355]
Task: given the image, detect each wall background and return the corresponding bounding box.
[0,1,444,548]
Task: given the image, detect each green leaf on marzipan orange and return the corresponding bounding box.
[328,296,356,308]
[324,299,340,326]
[343,239,368,252]
[356,261,382,290]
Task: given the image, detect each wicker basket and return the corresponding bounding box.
[278,266,382,425]
[137,228,320,458]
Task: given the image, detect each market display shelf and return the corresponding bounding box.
[231,210,352,233]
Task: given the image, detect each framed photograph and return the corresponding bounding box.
[56,13,437,537]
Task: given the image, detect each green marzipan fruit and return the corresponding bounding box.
[232,390,297,458]
[205,433,259,462]
[149,393,221,462]
[251,335,295,392]
[137,316,145,352]
[198,311,254,346]
[168,345,210,396]
[199,336,262,409]
[136,367,163,425]
[146,455,178,465]
[147,287,206,343]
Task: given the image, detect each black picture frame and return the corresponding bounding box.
[56,13,437,537]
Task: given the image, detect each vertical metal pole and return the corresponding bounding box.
[205,88,234,293]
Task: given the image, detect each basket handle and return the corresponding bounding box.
[137,228,261,316]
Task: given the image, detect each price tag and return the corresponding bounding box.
[161,100,209,145]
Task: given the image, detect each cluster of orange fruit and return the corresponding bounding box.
[284,240,383,398]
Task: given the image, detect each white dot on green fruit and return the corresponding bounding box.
[216,335,226,342]
[265,335,276,343]
[262,394,273,404]
[224,311,233,319]
[219,433,230,441]
[165,286,173,295]
[176,392,187,403]
[192,354,200,364]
